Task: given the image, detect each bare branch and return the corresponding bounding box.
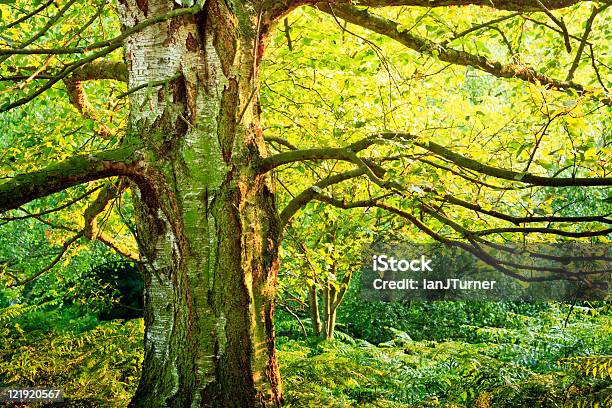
[0,185,102,222]
[0,0,55,32]
[432,193,612,225]
[280,168,368,228]
[8,231,84,287]
[472,226,612,237]
[566,3,610,81]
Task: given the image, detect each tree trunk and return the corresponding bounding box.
[307,284,322,336]
[116,1,282,406]
[321,283,337,340]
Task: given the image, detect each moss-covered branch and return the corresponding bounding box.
[316,3,611,106]
[349,0,589,11]
[268,0,590,21]
[0,147,139,212]
[262,132,612,187]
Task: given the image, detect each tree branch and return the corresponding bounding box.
[264,132,612,187]
[2,60,128,83]
[269,0,590,21]
[63,77,114,137]
[0,3,203,111]
[565,3,609,81]
[315,3,611,106]
[0,2,203,57]
[8,231,84,287]
[0,147,139,212]
[0,185,102,222]
[349,0,589,11]
[82,181,140,261]
[280,167,368,228]
[472,226,612,237]
[399,133,612,186]
[260,132,406,172]
[432,193,612,225]
[316,193,604,281]
[0,0,55,32]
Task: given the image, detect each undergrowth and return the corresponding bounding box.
[0,302,610,407]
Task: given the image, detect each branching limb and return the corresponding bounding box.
[264,136,299,151]
[269,0,590,21]
[6,180,138,286]
[315,4,611,106]
[442,12,521,47]
[472,226,612,237]
[315,193,604,281]
[63,77,114,137]
[1,60,128,83]
[260,132,410,172]
[0,2,203,57]
[70,60,128,82]
[0,146,139,212]
[1,41,124,112]
[348,0,589,11]
[0,185,102,222]
[264,131,612,187]
[8,231,84,287]
[1,3,203,111]
[431,193,612,225]
[82,182,120,240]
[404,134,612,186]
[565,3,610,81]
[0,0,55,33]
[535,0,572,52]
[0,0,79,61]
[280,168,368,228]
[82,181,139,261]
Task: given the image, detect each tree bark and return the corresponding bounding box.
[307,284,322,336]
[321,283,338,340]
[116,1,282,406]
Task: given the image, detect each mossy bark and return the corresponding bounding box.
[117,1,282,406]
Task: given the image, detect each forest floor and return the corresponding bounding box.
[0,302,610,407]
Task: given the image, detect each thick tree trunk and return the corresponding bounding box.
[117,1,282,406]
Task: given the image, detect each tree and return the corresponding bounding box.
[283,207,372,339]
[0,0,610,406]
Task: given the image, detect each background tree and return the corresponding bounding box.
[0,0,610,407]
[282,206,373,339]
